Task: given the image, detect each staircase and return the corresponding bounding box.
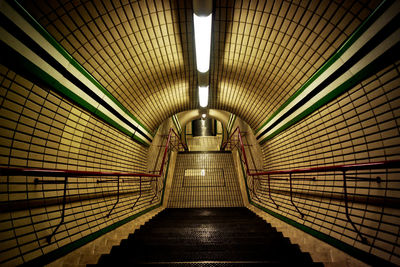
[168,151,243,208]
[93,207,323,266]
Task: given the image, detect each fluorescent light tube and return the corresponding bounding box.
[199,86,209,107]
[193,14,212,73]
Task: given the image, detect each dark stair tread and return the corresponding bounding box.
[123,234,288,246]
[94,208,322,266]
[98,254,316,266]
[106,243,312,264]
[143,219,270,225]
[135,226,278,234]
[127,232,284,241]
[156,209,257,217]
[92,263,324,267]
[114,242,296,252]
[147,218,265,223]
[98,250,318,264]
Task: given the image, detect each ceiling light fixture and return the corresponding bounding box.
[193,14,212,73]
[199,86,209,107]
[202,114,206,118]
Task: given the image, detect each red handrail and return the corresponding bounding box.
[0,167,161,177]
[223,126,400,244]
[0,127,187,178]
[223,127,400,176]
[0,127,186,243]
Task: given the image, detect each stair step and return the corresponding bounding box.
[102,247,310,263]
[92,262,324,267]
[95,208,323,266]
[136,226,277,234]
[128,231,283,241]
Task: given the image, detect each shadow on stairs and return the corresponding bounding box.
[89,207,323,266]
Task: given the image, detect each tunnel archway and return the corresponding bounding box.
[0,0,399,266]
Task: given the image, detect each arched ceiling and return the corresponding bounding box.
[20,0,381,133]
[176,109,231,129]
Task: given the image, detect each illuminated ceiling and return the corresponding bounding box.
[19,0,381,132]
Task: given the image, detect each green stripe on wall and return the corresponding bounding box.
[0,41,149,147]
[227,114,236,135]
[172,115,181,135]
[231,115,236,134]
[255,0,393,135]
[7,0,154,137]
[259,41,400,144]
[227,114,232,133]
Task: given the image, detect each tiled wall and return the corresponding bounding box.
[20,0,196,132]
[255,62,400,264]
[0,65,159,265]
[185,119,224,151]
[187,136,222,151]
[146,118,173,173]
[211,0,380,129]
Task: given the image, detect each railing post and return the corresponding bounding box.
[106,176,120,218]
[252,175,255,198]
[343,171,368,244]
[237,128,250,175]
[268,174,279,209]
[289,173,304,218]
[132,176,142,209]
[47,176,68,243]
[150,176,158,203]
[158,129,172,175]
[251,175,262,203]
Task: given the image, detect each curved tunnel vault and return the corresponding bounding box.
[11,0,383,131]
[0,0,399,266]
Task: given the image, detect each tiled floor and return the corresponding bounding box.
[168,152,243,208]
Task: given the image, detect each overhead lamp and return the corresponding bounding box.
[202,114,206,119]
[193,14,212,73]
[199,86,209,107]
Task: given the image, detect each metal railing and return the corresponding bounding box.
[0,128,187,243]
[221,127,400,244]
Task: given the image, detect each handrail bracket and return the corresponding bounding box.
[343,171,369,244]
[47,176,68,243]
